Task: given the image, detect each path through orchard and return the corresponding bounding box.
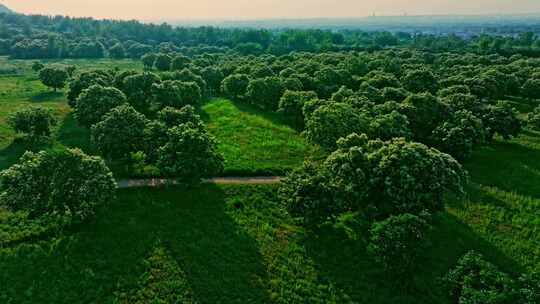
[116,176,282,188]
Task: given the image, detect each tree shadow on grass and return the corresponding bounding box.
[465,139,540,199]
[302,212,522,304]
[0,184,271,303]
[0,137,53,170]
[56,112,94,154]
[29,91,65,103]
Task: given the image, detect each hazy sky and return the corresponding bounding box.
[4,0,540,20]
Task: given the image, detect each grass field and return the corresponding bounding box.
[203,98,321,175]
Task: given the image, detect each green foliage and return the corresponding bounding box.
[67,69,113,106]
[156,123,224,179]
[31,61,44,72]
[528,105,540,130]
[482,101,522,141]
[157,105,203,128]
[122,72,161,112]
[74,85,127,127]
[0,148,115,223]
[281,135,468,225]
[245,76,285,111]
[7,107,56,139]
[400,93,451,142]
[304,102,369,149]
[277,90,317,128]
[170,54,191,71]
[368,213,432,277]
[402,68,438,94]
[521,78,540,100]
[141,53,157,69]
[443,251,522,304]
[432,110,486,160]
[221,73,250,100]
[91,104,147,160]
[152,80,202,108]
[108,43,126,59]
[38,66,69,91]
[154,53,172,71]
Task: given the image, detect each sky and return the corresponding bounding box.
[3,0,540,21]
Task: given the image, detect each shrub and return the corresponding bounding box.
[8,107,56,140]
[74,85,127,127]
[0,149,116,223]
[31,61,44,72]
[367,213,432,276]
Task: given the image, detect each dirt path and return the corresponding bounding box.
[117,176,282,188]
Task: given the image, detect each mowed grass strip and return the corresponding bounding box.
[202,98,321,176]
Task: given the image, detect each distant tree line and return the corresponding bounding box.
[4,12,540,59]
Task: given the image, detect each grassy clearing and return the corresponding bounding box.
[202,98,321,175]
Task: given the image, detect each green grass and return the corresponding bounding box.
[203,98,322,175]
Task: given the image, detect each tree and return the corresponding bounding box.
[277,90,317,128]
[367,213,432,277]
[157,105,203,128]
[221,74,250,100]
[200,66,224,95]
[170,54,191,71]
[39,66,69,91]
[152,80,202,108]
[141,53,157,69]
[91,105,147,160]
[67,70,114,107]
[399,93,451,142]
[74,85,127,127]
[108,43,126,59]
[521,78,540,100]
[31,61,44,72]
[431,110,486,160]
[280,135,469,226]
[154,53,172,71]
[8,107,56,140]
[443,251,519,304]
[122,72,161,113]
[0,148,115,223]
[156,124,224,180]
[402,68,438,94]
[528,105,540,130]
[245,76,285,110]
[304,102,369,149]
[482,101,522,141]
